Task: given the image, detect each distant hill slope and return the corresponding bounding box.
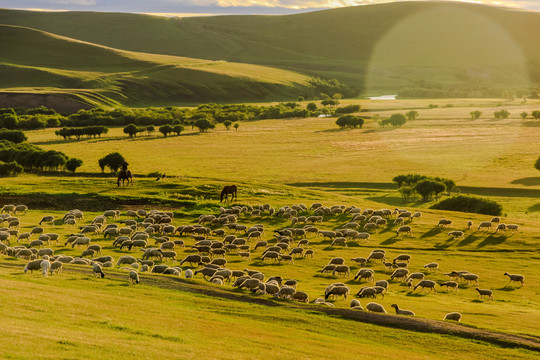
[1,1,540,96]
[0,24,313,107]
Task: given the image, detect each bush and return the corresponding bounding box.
[430,195,502,216]
[494,110,510,119]
[335,105,360,114]
[0,113,18,129]
[0,141,68,171]
[389,113,407,127]
[470,111,482,120]
[0,129,27,144]
[0,161,23,177]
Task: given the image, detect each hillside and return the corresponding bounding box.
[1,1,540,97]
[0,25,312,107]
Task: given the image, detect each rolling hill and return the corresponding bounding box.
[1,1,540,106]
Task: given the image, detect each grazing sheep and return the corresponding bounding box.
[332,265,350,277]
[160,251,177,262]
[324,285,350,301]
[440,281,459,292]
[413,280,437,293]
[506,224,519,233]
[24,259,43,274]
[39,216,55,226]
[367,252,385,263]
[448,231,464,239]
[356,287,377,299]
[1,204,15,214]
[30,227,44,237]
[504,272,524,287]
[92,263,105,278]
[40,255,51,277]
[185,269,194,278]
[354,268,374,282]
[391,304,415,316]
[459,273,479,286]
[366,302,387,314]
[37,248,54,257]
[437,219,452,227]
[71,237,91,248]
[180,254,202,267]
[320,264,336,274]
[239,278,263,292]
[363,223,377,232]
[424,262,439,271]
[328,257,345,266]
[29,240,44,249]
[396,226,413,236]
[467,220,473,229]
[292,291,309,303]
[17,232,30,243]
[477,221,493,231]
[117,255,137,266]
[444,312,462,322]
[128,270,140,284]
[390,268,409,282]
[351,257,367,266]
[350,299,363,310]
[393,254,411,264]
[331,237,347,247]
[475,288,494,300]
[405,272,425,284]
[80,249,95,258]
[49,261,63,274]
[495,223,507,234]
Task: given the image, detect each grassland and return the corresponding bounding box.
[1,98,540,358]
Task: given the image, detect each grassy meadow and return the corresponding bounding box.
[1,98,540,358]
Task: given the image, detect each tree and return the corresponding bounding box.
[535,155,540,171]
[123,124,140,138]
[98,152,125,173]
[233,123,239,131]
[336,115,363,129]
[146,126,155,136]
[0,161,23,177]
[172,125,184,136]
[194,119,214,132]
[297,96,305,102]
[332,93,343,100]
[494,110,510,119]
[223,120,232,130]
[389,113,407,127]
[307,102,317,112]
[532,110,540,120]
[520,112,528,120]
[415,180,446,202]
[65,158,83,174]
[159,125,173,137]
[0,129,27,143]
[0,113,18,129]
[470,111,482,120]
[406,110,418,121]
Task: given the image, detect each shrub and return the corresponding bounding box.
[406,110,418,120]
[0,161,23,177]
[470,111,482,120]
[336,115,363,129]
[0,129,27,144]
[430,195,502,216]
[0,113,18,129]
[389,113,407,127]
[494,110,510,119]
[307,102,317,112]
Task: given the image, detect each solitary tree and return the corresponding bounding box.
[223,120,232,130]
[389,113,407,127]
[520,112,528,120]
[470,110,482,120]
[194,119,215,133]
[233,123,239,131]
[406,110,418,121]
[65,158,83,174]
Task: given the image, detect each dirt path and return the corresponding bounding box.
[3,261,538,352]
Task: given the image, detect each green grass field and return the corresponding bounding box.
[0,98,539,358]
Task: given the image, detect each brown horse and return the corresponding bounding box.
[220,185,237,202]
[117,169,133,187]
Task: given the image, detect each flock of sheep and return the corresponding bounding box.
[0,202,526,324]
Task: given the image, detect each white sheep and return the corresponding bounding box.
[413,280,437,293]
[396,226,413,236]
[443,312,462,322]
[40,255,51,277]
[366,302,387,313]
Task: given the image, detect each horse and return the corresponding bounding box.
[220,185,237,202]
[117,169,133,187]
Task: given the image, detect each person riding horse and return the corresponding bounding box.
[117,161,133,186]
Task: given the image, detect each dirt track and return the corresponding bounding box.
[3,262,538,352]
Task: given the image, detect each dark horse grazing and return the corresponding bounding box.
[220,185,237,202]
[117,162,133,187]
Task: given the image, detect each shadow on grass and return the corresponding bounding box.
[495,286,521,291]
[380,236,403,245]
[510,177,540,186]
[420,227,445,239]
[457,234,480,247]
[528,203,540,213]
[477,235,507,247]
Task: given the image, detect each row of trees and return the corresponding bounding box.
[336,115,364,129]
[471,109,540,120]
[378,113,408,128]
[393,174,456,202]
[55,126,108,140]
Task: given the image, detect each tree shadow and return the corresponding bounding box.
[510,177,540,186]
[528,203,540,212]
[477,235,507,248]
